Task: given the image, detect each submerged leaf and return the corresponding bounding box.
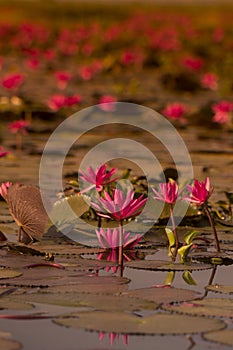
[182,271,197,285]
[204,329,233,346]
[0,338,21,350]
[0,269,22,279]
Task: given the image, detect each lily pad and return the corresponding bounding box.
[0,269,22,279]
[54,311,225,335]
[122,287,199,304]
[0,338,21,350]
[162,298,233,318]
[125,260,212,271]
[205,284,233,294]
[0,298,33,310]
[203,329,233,347]
[12,292,157,311]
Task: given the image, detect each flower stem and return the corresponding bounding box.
[204,203,221,253]
[118,220,124,277]
[169,204,179,261]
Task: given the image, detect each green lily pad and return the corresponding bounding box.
[205,285,233,294]
[0,338,21,350]
[0,298,33,310]
[122,287,199,304]
[125,260,212,271]
[162,298,233,318]
[54,311,225,335]
[12,292,157,311]
[0,269,22,279]
[203,329,233,346]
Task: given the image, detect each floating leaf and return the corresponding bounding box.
[12,291,157,311]
[54,311,225,335]
[162,298,233,318]
[205,284,233,294]
[0,298,33,310]
[0,338,21,350]
[126,259,212,271]
[122,287,199,304]
[7,184,49,243]
[0,269,22,279]
[204,329,233,347]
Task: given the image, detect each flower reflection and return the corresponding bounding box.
[99,332,128,346]
[97,248,137,274]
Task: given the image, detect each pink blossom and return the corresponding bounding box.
[162,102,187,122]
[47,94,81,112]
[183,177,213,205]
[91,188,147,221]
[96,227,142,249]
[79,164,118,193]
[0,181,12,200]
[2,73,24,90]
[201,72,218,91]
[54,71,71,90]
[120,49,144,66]
[152,180,179,204]
[7,120,30,134]
[182,56,204,71]
[212,101,233,125]
[0,147,9,158]
[26,58,40,70]
[98,95,117,111]
[79,66,93,81]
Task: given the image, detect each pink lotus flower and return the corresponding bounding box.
[54,71,71,90]
[96,227,142,249]
[152,180,179,204]
[7,120,30,134]
[79,164,118,193]
[64,95,81,107]
[201,72,218,91]
[2,73,24,90]
[79,66,93,81]
[98,95,117,111]
[162,102,187,122]
[91,188,147,221]
[182,56,204,71]
[99,332,128,346]
[0,181,12,200]
[212,100,233,125]
[183,177,213,205]
[0,147,9,158]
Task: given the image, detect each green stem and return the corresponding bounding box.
[204,203,221,253]
[169,204,179,261]
[118,219,124,277]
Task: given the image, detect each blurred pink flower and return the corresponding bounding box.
[183,177,213,205]
[201,72,218,91]
[96,227,142,249]
[182,56,204,71]
[162,102,187,122]
[99,332,128,346]
[91,188,147,221]
[47,94,81,111]
[2,73,24,90]
[0,147,9,158]
[152,180,179,204]
[79,164,118,193]
[54,71,71,90]
[98,95,117,111]
[0,181,12,200]
[79,66,93,81]
[7,120,30,134]
[212,100,233,125]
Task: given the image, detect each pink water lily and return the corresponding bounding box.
[0,181,12,201]
[79,164,118,193]
[162,102,187,123]
[184,177,213,205]
[2,73,24,90]
[91,188,147,221]
[212,100,233,125]
[152,180,179,204]
[0,147,9,158]
[201,72,218,91]
[7,120,30,134]
[96,227,142,249]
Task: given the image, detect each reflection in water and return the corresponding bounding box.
[99,332,128,346]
